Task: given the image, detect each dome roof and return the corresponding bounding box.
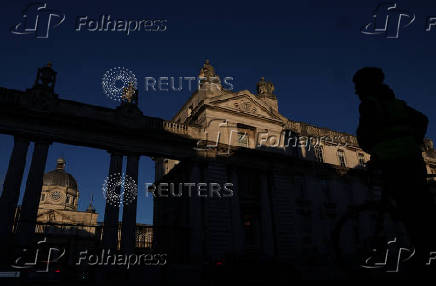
[42,158,78,190]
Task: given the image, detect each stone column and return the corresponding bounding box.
[259,173,274,257]
[229,167,244,255]
[102,152,123,249]
[0,137,30,239]
[16,141,50,245]
[121,154,140,252]
[189,162,203,263]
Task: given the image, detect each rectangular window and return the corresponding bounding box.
[338,150,346,167]
[237,132,248,147]
[41,194,45,201]
[358,153,366,168]
[66,196,70,204]
[236,123,254,147]
[314,146,324,163]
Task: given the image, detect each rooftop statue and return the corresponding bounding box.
[199,59,216,79]
[121,82,138,104]
[34,63,57,91]
[256,77,275,98]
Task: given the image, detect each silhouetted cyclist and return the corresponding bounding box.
[353,67,436,273]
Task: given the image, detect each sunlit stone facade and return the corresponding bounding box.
[153,61,436,277]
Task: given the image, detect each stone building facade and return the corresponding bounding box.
[153,61,436,277]
[11,158,154,248]
[0,62,434,280]
[157,60,436,179]
[11,158,99,236]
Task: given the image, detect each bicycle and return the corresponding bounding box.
[332,170,436,275]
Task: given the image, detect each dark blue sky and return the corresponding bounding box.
[0,0,435,224]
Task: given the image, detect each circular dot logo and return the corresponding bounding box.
[102,67,137,102]
[102,172,138,207]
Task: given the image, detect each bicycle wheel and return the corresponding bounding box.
[332,201,412,275]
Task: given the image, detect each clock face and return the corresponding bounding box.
[50,191,62,201]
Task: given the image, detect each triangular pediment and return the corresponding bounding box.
[205,91,284,123]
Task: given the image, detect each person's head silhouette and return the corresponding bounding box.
[353,67,385,100]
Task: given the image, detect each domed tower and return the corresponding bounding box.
[39,158,79,211]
